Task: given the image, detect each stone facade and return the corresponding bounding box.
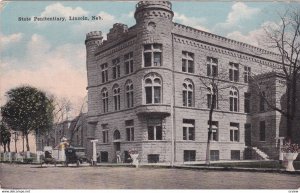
[36,114,88,155]
[85,1,298,163]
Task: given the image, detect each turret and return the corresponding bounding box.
[134,1,174,24]
[85,31,103,71]
[85,31,103,49]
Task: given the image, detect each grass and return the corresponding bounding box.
[207,161,300,170]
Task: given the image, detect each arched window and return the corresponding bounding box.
[207,84,218,109]
[101,88,108,113]
[144,73,162,104]
[113,84,120,111]
[125,80,134,108]
[229,87,239,112]
[113,130,121,140]
[182,79,194,107]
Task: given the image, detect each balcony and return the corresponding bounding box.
[135,104,171,116]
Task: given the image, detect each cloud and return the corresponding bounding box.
[0,33,23,50]
[174,12,209,32]
[0,34,87,113]
[227,2,260,25]
[72,11,117,40]
[214,2,260,31]
[40,2,88,18]
[226,21,278,48]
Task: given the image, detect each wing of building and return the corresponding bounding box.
[85,1,300,163]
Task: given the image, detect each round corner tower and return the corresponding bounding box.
[134,1,174,37]
[85,31,103,54]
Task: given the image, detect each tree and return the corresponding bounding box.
[199,57,240,165]
[253,8,300,143]
[0,122,11,152]
[1,86,54,151]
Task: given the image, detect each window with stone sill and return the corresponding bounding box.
[124,52,134,74]
[182,79,194,107]
[101,87,108,113]
[147,119,162,140]
[125,120,134,141]
[182,51,194,73]
[125,80,134,108]
[102,130,109,143]
[113,84,120,111]
[207,85,218,109]
[210,150,219,161]
[144,44,162,67]
[208,121,218,141]
[207,57,218,77]
[183,119,195,141]
[101,63,108,83]
[229,62,239,82]
[184,150,196,162]
[244,66,251,83]
[112,58,120,79]
[230,122,239,142]
[102,124,109,143]
[144,73,162,104]
[229,87,239,112]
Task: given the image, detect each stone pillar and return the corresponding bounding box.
[90,140,98,165]
[275,137,285,160]
[36,151,43,163]
[26,151,30,158]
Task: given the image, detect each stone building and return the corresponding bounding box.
[85,1,297,163]
[36,114,88,154]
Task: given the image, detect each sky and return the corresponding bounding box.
[0,0,299,115]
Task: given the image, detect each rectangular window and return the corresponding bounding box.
[183,119,195,140]
[230,122,239,142]
[101,63,108,83]
[231,150,240,160]
[207,57,218,77]
[210,150,219,161]
[125,120,134,141]
[148,154,159,163]
[114,95,120,111]
[184,150,196,162]
[260,121,266,141]
[207,93,217,109]
[112,58,120,79]
[229,62,239,82]
[145,87,152,104]
[244,93,251,113]
[144,52,152,67]
[154,86,161,103]
[230,97,238,112]
[148,126,154,140]
[183,91,187,107]
[153,52,161,66]
[144,44,162,67]
[147,119,162,140]
[102,130,108,143]
[124,52,134,74]
[182,51,194,73]
[244,66,251,83]
[260,92,266,112]
[208,121,218,141]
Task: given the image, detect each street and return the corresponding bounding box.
[0,163,299,189]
